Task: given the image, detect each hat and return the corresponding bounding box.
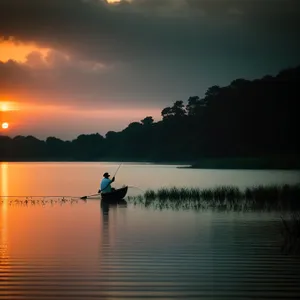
[103,172,110,177]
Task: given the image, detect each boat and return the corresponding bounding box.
[101,186,128,202]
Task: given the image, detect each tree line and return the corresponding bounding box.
[0,65,299,163]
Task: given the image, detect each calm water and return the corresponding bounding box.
[1,162,300,299]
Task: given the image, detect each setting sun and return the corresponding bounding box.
[1,122,9,129]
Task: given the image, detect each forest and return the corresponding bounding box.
[0,65,299,168]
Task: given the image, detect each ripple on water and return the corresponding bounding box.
[1,202,300,299]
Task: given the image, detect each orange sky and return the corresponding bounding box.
[0,40,161,139]
[0,99,160,140]
[0,40,47,136]
[0,39,50,63]
[0,101,160,139]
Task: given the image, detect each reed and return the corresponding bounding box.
[128,183,300,211]
[281,213,300,255]
[0,197,80,207]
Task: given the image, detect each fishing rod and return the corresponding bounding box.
[112,162,122,178]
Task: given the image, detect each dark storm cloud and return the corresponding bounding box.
[0,0,299,109]
[1,0,299,62]
[1,0,209,63]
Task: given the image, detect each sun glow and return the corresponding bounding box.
[0,101,19,112]
[1,103,8,112]
[1,122,9,129]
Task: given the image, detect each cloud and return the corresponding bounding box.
[0,49,192,109]
[0,0,299,111]
[1,0,298,62]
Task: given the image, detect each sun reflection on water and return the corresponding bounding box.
[0,163,8,272]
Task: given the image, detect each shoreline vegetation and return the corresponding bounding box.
[1,65,299,167]
[127,184,300,211]
[186,157,300,170]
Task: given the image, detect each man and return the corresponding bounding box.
[99,172,115,194]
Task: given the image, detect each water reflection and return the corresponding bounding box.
[98,198,129,298]
[0,163,8,245]
[100,199,128,216]
[100,199,128,251]
[0,163,9,278]
[1,191,300,299]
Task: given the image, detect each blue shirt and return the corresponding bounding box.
[101,178,112,193]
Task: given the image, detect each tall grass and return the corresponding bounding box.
[129,184,300,211]
[281,213,300,255]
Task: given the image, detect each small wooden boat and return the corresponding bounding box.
[101,186,128,202]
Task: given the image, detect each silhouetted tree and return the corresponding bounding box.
[161,107,173,120]
[1,65,299,164]
[205,85,221,97]
[186,96,206,116]
[171,100,186,117]
[141,116,154,126]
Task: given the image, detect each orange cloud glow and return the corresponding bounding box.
[0,101,19,112]
[0,38,50,63]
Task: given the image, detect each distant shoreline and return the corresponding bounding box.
[1,157,300,170]
[0,158,191,165]
[182,157,300,170]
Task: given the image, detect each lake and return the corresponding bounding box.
[1,162,300,299]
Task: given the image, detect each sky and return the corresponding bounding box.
[0,0,299,140]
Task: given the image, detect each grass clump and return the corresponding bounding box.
[281,213,300,255]
[129,183,300,211]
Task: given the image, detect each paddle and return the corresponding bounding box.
[80,193,100,200]
[80,162,123,200]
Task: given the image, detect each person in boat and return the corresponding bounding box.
[99,172,115,194]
